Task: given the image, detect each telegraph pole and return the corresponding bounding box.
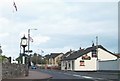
[96,36,98,60]
[96,36,99,71]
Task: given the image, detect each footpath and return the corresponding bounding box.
[15,70,52,79]
[2,69,52,81]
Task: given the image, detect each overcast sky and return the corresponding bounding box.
[0,0,119,59]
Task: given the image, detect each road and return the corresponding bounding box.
[38,69,119,81]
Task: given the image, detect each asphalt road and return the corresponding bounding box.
[38,69,119,81]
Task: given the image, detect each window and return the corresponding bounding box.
[68,61,71,69]
[92,50,97,57]
[80,60,85,66]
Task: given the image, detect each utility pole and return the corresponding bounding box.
[96,36,99,71]
[28,29,30,56]
[96,36,98,60]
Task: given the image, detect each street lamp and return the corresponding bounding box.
[21,35,27,64]
[28,28,37,55]
[28,29,37,67]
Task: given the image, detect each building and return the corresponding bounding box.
[61,44,117,71]
[49,53,63,66]
[45,53,63,69]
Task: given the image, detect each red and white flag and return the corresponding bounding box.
[29,36,33,42]
[13,1,17,11]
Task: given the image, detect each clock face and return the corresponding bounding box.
[22,39,27,45]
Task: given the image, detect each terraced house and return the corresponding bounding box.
[45,53,63,68]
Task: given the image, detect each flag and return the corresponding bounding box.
[41,50,44,53]
[13,1,17,11]
[29,36,33,42]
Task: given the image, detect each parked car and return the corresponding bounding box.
[31,65,37,69]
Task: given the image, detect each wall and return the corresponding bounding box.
[99,59,120,71]
[2,63,29,79]
[98,48,117,61]
[54,54,63,66]
[74,52,97,71]
[61,61,66,70]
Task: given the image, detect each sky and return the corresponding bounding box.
[0,0,119,59]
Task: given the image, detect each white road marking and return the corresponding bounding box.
[72,74,104,80]
[82,76,94,79]
[73,74,81,77]
[43,70,106,80]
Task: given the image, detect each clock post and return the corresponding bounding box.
[21,35,27,64]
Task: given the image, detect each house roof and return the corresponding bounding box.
[113,54,120,58]
[62,45,114,61]
[61,50,72,60]
[62,49,84,61]
[44,54,50,59]
[50,53,63,58]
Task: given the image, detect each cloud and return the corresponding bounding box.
[33,35,50,44]
[0,33,9,38]
[0,1,118,58]
[39,46,79,56]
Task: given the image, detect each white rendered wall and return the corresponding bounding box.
[74,52,97,71]
[98,48,117,61]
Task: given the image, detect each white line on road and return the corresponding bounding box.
[72,74,104,80]
[73,74,82,77]
[82,76,94,79]
[73,74,84,78]
[64,73,72,75]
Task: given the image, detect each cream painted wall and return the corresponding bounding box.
[54,54,63,66]
[98,48,117,61]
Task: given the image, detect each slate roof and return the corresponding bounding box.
[44,54,50,59]
[61,51,72,60]
[50,53,63,59]
[62,45,114,61]
[113,54,120,58]
[62,49,84,61]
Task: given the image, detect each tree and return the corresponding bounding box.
[0,55,9,63]
[30,53,46,65]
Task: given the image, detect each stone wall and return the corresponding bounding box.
[2,63,29,79]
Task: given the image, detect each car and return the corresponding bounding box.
[31,65,37,69]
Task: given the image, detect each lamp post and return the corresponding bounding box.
[28,29,37,55]
[21,35,27,64]
[28,29,37,66]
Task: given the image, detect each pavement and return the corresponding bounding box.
[13,69,53,79]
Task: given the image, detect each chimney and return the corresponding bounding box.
[79,47,82,50]
[92,41,95,47]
